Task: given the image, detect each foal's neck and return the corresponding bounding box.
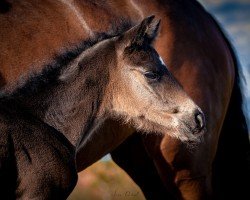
[15,40,114,147]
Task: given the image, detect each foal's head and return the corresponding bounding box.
[105,16,205,142]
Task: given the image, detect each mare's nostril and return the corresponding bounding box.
[195,110,205,130]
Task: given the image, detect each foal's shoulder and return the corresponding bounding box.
[0,100,77,199]
[0,98,74,155]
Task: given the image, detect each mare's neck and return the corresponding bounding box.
[14,40,114,147]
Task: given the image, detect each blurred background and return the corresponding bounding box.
[68,1,250,199]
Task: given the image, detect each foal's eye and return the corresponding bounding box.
[144,71,160,81]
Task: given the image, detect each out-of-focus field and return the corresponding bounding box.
[68,160,145,200]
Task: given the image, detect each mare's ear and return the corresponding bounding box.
[128,15,160,49]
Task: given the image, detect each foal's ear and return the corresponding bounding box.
[130,15,160,47]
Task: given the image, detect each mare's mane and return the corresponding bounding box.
[2,20,132,99]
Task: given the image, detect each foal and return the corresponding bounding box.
[0,16,204,199]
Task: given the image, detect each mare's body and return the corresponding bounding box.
[0,0,249,199]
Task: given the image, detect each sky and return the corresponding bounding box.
[198,0,250,130]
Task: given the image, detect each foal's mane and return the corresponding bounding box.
[3,20,132,99]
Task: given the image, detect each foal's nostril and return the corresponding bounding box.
[195,110,205,131]
[172,108,179,114]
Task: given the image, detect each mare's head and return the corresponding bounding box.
[103,16,205,142]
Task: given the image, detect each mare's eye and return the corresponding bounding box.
[144,71,160,81]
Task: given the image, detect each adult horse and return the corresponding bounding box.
[0,0,249,199]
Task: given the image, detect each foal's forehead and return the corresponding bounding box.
[125,46,164,69]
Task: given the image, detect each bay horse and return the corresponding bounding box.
[0,0,249,199]
[0,15,204,198]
